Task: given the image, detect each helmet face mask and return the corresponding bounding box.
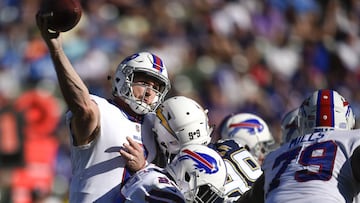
[195,185,224,203]
[251,139,276,159]
[281,108,300,144]
[112,52,171,115]
[299,89,355,135]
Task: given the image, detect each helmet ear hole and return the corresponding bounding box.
[167,112,172,120]
[160,142,167,149]
[185,172,191,182]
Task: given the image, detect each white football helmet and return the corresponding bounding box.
[166,144,227,203]
[220,113,275,161]
[281,108,300,144]
[112,52,171,115]
[298,89,355,135]
[153,96,212,161]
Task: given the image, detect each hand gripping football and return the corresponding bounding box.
[39,0,82,32]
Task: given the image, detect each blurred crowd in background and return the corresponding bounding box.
[0,0,359,202]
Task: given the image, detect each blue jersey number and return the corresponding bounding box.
[268,140,337,195]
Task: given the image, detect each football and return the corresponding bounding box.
[39,0,82,32]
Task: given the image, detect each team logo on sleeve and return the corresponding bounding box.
[178,149,219,174]
[228,119,264,136]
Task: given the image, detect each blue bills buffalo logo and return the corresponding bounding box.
[228,119,264,137]
[178,149,219,174]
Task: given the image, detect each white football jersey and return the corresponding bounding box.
[121,164,185,202]
[262,129,360,203]
[67,95,157,203]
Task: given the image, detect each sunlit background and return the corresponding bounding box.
[0,0,359,202]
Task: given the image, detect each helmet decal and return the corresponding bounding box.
[229,119,264,136]
[152,54,164,72]
[316,89,334,127]
[179,149,219,174]
[341,96,351,120]
[122,53,140,63]
[156,107,176,137]
[120,53,164,73]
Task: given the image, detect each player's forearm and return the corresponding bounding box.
[50,48,92,114]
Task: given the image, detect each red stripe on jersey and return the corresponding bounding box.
[317,90,334,127]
